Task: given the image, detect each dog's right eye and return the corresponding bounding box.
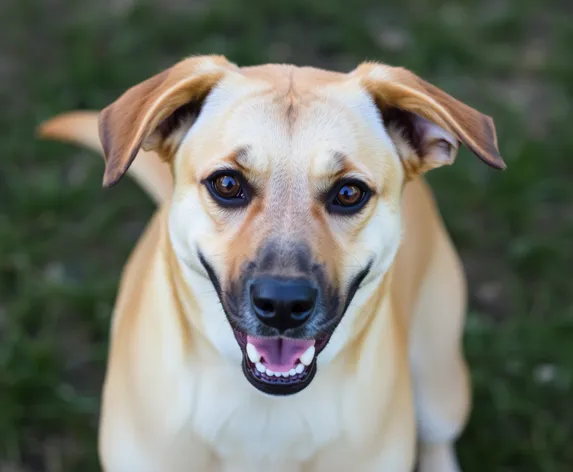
[214,175,241,198]
[207,172,250,207]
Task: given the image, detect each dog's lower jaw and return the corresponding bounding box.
[242,356,318,396]
[232,330,332,396]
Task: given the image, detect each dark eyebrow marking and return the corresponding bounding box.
[314,151,376,194]
[326,151,358,179]
[221,146,252,172]
[330,151,347,173]
[234,147,251,169]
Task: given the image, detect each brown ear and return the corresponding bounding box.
[99,55,237,187]
[354,62,505,176]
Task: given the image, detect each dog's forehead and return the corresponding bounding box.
[239,63,346,87]
[191,64,398,182]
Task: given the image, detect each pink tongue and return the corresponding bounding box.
[247,336,315,372]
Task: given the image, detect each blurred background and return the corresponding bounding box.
[1,0,572,470]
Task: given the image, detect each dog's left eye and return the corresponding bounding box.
[207,172,249,207]
[336,184,363,206]
[326,180,371,214]
[214,175,241,198]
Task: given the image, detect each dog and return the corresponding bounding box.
[38,55,505,472]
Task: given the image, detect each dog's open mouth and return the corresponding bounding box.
[233,330,330,395]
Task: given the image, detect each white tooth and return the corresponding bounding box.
[274,371,282,377]
[299,345,315,366]
[289,368,296,376]
[246,343,261,363]
[295,363,304,374]
[266,368,274,376]
[281,372,289,377]
[255,362,266,373]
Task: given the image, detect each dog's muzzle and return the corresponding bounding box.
[234,276,328,395]
[199,245,370,397]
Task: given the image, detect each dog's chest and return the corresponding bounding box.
[185,361,372,464]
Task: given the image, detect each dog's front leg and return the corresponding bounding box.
[409,232,470,472]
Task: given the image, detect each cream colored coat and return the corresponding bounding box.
[39,56,504,472]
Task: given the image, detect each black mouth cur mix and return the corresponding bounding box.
[39,55,505,472]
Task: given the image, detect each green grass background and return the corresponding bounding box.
[1,0,572,470]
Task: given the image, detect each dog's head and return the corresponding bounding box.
[99,55,504,395]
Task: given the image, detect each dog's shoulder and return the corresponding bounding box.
[392,178,442,319]
[110,206,169,334]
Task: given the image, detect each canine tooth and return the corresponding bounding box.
[295,363,304,374]
[289,368,296,376]
[299,345,315,366]
[255,362,266,373]
[266,368,275,376]
[246,343,261,363]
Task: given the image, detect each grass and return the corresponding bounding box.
[1,0,572,470]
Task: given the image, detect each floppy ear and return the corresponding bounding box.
[353,62,505,177]
[99,55,237,187]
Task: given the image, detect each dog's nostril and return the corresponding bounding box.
[291,301,313,315]
[254,297,274,314]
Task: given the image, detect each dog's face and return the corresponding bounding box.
[168,66,406,395]
[99,56,504,395]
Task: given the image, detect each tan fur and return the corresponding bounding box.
[38,56,504,472]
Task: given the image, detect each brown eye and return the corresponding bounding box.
[207,172,250,208]
[327,180,371,214]
[213,174,241,198]
[336,184,363,206]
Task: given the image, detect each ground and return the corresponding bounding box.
[1,0,572,471]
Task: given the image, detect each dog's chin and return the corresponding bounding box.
[232,329,331,396]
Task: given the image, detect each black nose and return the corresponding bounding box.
[250,278,317,332]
